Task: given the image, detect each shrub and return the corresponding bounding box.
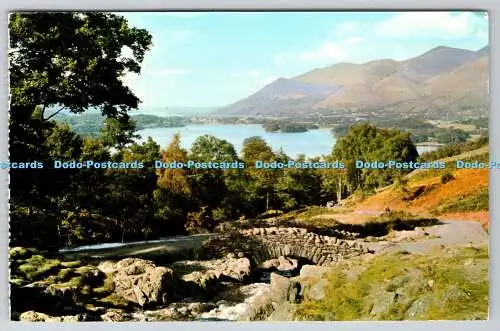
[440,172,455,184]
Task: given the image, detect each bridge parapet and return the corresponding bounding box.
[201,227,371,267]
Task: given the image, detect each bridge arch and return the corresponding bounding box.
[201,227,370,267]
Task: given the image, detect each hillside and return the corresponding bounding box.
[354,166,489,230]
[214,78,340,116]
[55,113,188,135]
[217,46,489,118]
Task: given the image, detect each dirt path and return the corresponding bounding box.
[365,220,489,254]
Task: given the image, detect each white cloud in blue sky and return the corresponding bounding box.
[117,11,488,108]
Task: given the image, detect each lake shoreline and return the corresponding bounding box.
[135,123,438,158]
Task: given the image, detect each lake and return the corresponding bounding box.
[136,124,436,158]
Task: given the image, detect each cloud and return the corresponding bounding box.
[375,12,477,39]
[476,30,488,41]
[230,71,242,78]
[299,42,346,61]
[151,68,191,76]
[330,22,360,37]
[248,71,261,78]
[169,29,195,42]
[345,36,364,44]
[274,52,289,65]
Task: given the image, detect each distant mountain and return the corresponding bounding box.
[137,106,218,116]
[46,106,218,117]
[400,46,477,82]
[214,78,341,116]
[473,45,490,59]
[216,45,489,119]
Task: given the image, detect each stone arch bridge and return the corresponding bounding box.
[200,227,372,267]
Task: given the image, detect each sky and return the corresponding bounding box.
[117,11,489,108]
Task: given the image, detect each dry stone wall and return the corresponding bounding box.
[201,227,371,267]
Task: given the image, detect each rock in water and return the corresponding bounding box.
[111,258,176,307]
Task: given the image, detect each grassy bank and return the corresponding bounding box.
[296,244,488,320]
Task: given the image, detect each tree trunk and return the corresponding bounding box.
[337,175,342,204]
[266,192,269,211]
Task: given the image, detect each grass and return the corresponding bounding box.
[278,206,354,221]
[277,209,439,238]
[433,188,489,214]
[295,245,489,321]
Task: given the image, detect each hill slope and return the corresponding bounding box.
[215,78,340,116]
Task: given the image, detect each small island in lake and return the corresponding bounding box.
[263,120,319,133]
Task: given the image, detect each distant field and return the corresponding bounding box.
[434,122,477,132]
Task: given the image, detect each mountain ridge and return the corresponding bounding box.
[216,45,489,119]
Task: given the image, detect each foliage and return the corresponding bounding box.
[440,172,455,184]
[56,113,189,135]
[419,136,488,162]
[100,116,139,150]
[184,207,215,234]
[332,123,418,193]
[435,128,470,144]
[9,12,153,249]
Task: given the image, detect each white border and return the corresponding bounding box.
[1,1,498,330]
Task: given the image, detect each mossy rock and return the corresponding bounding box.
[57,268,76,282]
[61,260,82,268]
[9,277,28,287]
[18,255,62,281]
[9,247,39,260]
[100,293,133,309]
[93,273,115,295]
[74,266,105,287]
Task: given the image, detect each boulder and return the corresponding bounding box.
[269,273,301,304]
[299,265,329,280]
[101,308,132,322]
[182,271,219,294]
[220,257,252,281]
[111,258,176,307]
[369,291,396,316]
[19,311,86,322]
[405,294,434,319]
[307,278,328,301]
[277,256,298,272]
[19,311,51,322]
[261,256,299,275]
[97,261,117,274]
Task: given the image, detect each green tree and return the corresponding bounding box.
[100,115,139,150]
[242,136,284,211]
[9,12,152,249]
[332,123,418,194]
[9,12,152,118]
